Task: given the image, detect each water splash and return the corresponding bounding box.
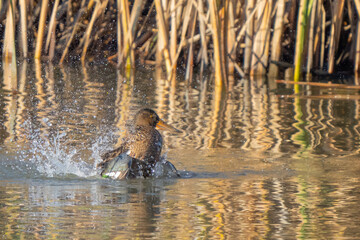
[7,118,180,180]
[26,132,98,178]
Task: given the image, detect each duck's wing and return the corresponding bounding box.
[100,153,133,179]
[97,143,127,168]
[154,160,180,178]
[99,151,151,179]
[164,160,180,177]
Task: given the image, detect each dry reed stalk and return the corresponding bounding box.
[244,0,255,74]
[48,25,56,60]
[269,0,285,78]
[356,0,360,14]
[222,1,228,79]
[306,0,317,74]
[320,5,325,68]
[328,0,345,73]
[170,0,177,70]
[250,0,272,76]
[313,0,322,69]
[347,0,356,64]
[45,0,60,55]
[170,0,192,71]
[128,0,143,44]
[176,0,184,27]
[179,29,211,46]
[228,0,259,63]
[118,0,144,66]
[117,0,122,65]
[228,55,245,77]
[81,0,102,64]
[120,0,131,67]
[209,0,226,87]
[227,0,236,77]
[185,10,197,83]
[354,0,360,72]
[129,0,144,62]
[197,0,208,73]
[131,5,155,63]
[136,1,155,38]
[67,0,73,23]
[60,0,86,64]
[35,0,49,59]
[154,0,172,74]
[19,0,28,58]
[3,0,16,62]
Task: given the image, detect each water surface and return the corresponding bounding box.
[1,62,360,239]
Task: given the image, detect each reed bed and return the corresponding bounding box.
[0,0,359,84]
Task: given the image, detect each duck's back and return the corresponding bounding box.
[125,126,163,164]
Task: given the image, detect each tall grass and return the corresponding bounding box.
[0,0,359,85]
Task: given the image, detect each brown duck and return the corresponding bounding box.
[97,108,179,179]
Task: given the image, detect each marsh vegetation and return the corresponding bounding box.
[1,0,360,85]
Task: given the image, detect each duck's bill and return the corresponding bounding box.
[156,119,181,133]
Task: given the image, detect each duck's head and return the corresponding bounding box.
[134,108,180,132]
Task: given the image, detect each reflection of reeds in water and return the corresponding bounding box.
[2,63,360,239]
[207,82,226,148]
[1,169,358,238]
[114,68,134,144]
[2,62,360,156]
[290,96,308,155]
[2,46,18,144]
[34,60,51,139]
[15,62,27,140]
[3,0,360,83]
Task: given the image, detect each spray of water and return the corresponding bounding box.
[11,119,180,180]
[27,132,95,178]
